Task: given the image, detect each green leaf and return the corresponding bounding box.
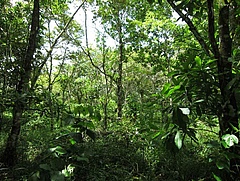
[158,0,162,5]
[226,77,237,90]
[49,146,67,155]
[194,99,204,103]
[195,56,202,67]
[94,111,101,121]
[165,85,181,97]
[69,138,76,145]
[216,158,230,170]
[147,0,154,4]
[221,134,238,148]
[76,156,89,162]
[212,173,222,181]
[174,131,183,149]
[152,131,162,139]
[39,164,51,171]
[161,83,171,94]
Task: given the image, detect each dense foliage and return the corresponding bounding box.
[0,0,240,180]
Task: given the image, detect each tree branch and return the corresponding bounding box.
[81,7,117,83]
[167,0,211,56]
[31,0,86,89]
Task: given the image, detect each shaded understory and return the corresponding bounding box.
[0,126,222,181]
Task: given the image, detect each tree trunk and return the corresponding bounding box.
[218,5,239,179]
[117,11,124,120]
[1,0,39,166]
[167,0,239,178]
[218,5,238,137]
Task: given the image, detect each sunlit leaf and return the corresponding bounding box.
[221,134,238,148]
[49,146,67,155]
[174,131,183,149]
[212,173,222,181]
[165,85,181,97]
[179,107,190,115]
[195,56,202,67]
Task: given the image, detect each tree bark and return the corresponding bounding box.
[1,0,40,166]
[218,5,239,179]
[218,5,238,137]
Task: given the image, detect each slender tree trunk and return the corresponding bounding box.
[1,0,39,166]
[117,11,124,120]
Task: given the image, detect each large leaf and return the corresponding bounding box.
[174,131,183,149]
[221,134,238,148]
[179,107,190,115]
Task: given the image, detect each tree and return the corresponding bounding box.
[1,0,40,166]
[164,0,239,178]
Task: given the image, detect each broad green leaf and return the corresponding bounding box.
[195,56,202,67]
[174,131,183,149]
[221,134,238,148]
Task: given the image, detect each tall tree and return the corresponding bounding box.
[1,0,40,166]
[165,0,239,178]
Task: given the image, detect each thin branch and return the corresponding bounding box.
[51,48,67,85]
[167,0,211,56]
[31,0,86,89]
[82,7,117,83]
